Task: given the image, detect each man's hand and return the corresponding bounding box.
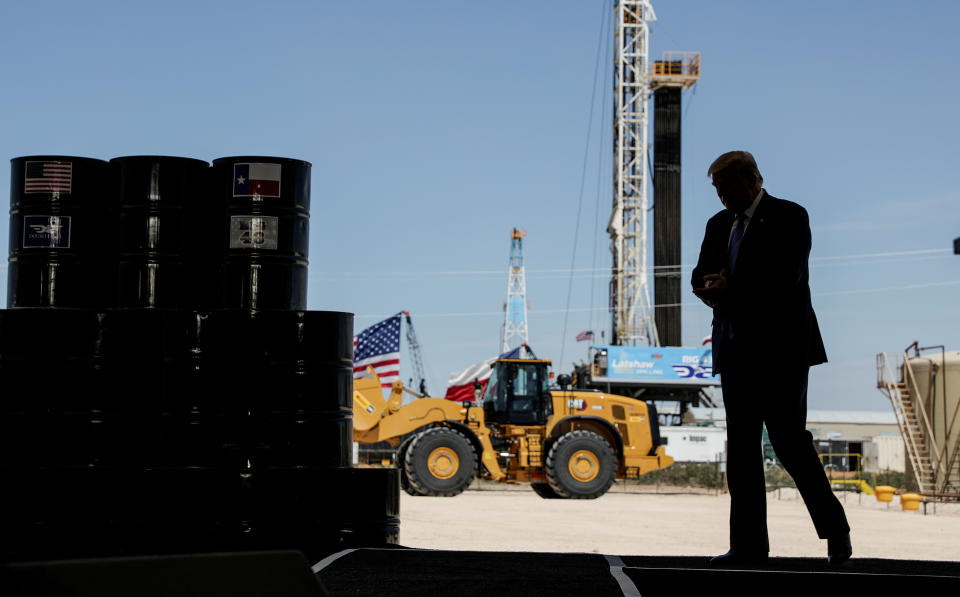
[692,268,728,305]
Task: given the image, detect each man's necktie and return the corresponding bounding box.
[728,213,746,272]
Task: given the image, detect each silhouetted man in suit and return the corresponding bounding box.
[692,151,851,567]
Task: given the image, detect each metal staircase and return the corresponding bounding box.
[877,350,941,494]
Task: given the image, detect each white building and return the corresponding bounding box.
[676,408,904,472]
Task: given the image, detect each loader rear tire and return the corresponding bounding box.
[545,430,616,499]
[530,483,564,499]
[397,435,424,496]
[405,427,476,497]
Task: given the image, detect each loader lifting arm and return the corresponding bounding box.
[353,369,505,480]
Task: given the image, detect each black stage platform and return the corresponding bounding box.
[315,548,960,596]
[6,547,959,596]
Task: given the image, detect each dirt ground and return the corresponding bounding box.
[398,482,960,561]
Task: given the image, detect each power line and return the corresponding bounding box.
[0,248,938,284]
[811,248,948,261]
[561,0,610,370]
[307,248,953,281]
[354,278,960,321]
[814,279,960,296]
[589,0,614,340]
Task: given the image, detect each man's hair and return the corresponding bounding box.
[707,151,763,184]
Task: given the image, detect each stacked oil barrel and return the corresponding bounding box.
[0,155,398,562]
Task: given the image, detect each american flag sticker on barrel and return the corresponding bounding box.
[24,161,72,194]
[233,163,281,197]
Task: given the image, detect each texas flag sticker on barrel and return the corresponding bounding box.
[233,162,281,197]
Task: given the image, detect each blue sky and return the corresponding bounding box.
[2,1,957,411]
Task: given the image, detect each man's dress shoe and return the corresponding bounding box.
[827,533,852,567]
[709,550,769,567]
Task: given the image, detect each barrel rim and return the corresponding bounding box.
[212,156,312,168]
[10,155,108,164]
[109,155,210,166]
[197,309,354,316]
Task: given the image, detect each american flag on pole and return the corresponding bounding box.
[25,161,72,194]
[354,313,402,389]
[576,330,594,342]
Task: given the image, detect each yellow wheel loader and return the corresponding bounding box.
[353,358,673,499]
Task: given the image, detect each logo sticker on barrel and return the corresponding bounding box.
[24,161,72,194]
[23,216,71,248]
[230,216,278,249]
[233,163,281,197]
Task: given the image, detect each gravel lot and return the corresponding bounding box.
[399,483,960,561]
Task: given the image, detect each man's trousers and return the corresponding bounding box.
[720,352,850,552]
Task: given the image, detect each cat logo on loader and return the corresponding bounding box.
[353,358,673,499]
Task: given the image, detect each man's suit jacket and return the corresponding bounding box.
[691,191,827,375]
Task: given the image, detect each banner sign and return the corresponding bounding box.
[23,215,71,248]
[229,216,278,249]
[590,345,719,386]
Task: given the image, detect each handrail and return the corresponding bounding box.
[937,391,960,492]
[939,376,960,491]
[941,432,960,493]
[878,349,960,498]
[818,452,862,474]
[875,352,886,389]
[877,352,927,491]
[902,352,945,481]
[650,51,701,77]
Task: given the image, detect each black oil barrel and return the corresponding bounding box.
[168,310,268,468]
[7,156,110,308]
[240,467,400,559]
[172,310,353,468]
[211,156,310,311]
[0,465,399,561]
[0,309,100,466]
[109,156,211,309]
[261,310,353,415]
[84,309,187,466]
[252,311,354,467]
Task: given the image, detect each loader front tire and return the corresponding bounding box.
[397,435,425,496]
[545,430,616,499]
[405,427,476,497]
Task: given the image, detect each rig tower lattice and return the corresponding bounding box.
[501,228,529,353]
[609,1,699,347]
[610,0,658,346]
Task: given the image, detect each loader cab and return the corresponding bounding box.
[482,359,552,425]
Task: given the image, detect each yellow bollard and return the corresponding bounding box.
[901,492,922,511]
[875,485,896,503]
